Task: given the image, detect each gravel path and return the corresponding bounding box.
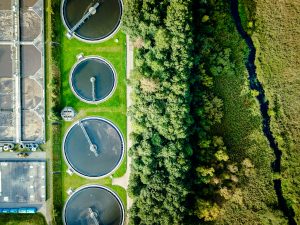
[112,35,134,214]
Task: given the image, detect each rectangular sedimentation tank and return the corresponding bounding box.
[0,0,45,144]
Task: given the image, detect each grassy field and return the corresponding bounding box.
[240,0,300,222]
[213,64,287,224]
[0,214,47,225]
[200,1,288,223]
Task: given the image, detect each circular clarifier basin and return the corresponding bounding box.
[70,56,116,104]
[63,117,124,178]
[62,0,123,42]
[64,185,124,225]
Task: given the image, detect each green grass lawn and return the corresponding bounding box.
[58,28,128,216]
[59,26,127,177]
[60,33,127,111]
[59,29,127,174]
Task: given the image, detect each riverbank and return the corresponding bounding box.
[230,1,296,224]
[239,0,300,222]
[192,0,289,223]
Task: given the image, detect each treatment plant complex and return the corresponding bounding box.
[0,0,126,224]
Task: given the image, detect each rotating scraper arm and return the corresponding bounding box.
[67,2,100,39]
[78,121,99,157]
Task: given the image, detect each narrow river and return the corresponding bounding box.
[230,1,296,224]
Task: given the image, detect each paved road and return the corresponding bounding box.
[0,151,46,160]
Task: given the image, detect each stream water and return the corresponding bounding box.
[230,1,296,224]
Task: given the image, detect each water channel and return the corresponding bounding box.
[230,1,296,224]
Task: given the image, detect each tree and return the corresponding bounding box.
[196,200,222,221]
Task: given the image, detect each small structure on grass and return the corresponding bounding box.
[61,107,76,122]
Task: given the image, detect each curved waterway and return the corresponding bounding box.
[230,1,296,224]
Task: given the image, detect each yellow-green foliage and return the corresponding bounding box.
[248,0,300,221]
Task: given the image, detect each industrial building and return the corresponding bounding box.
[0,160,46,210]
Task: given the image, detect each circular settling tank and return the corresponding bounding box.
[63,117,124,178]
[64,185,124,225]
[62,0,123,42]
[70,56,116,104]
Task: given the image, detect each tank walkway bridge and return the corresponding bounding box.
[78,121,99,157]
[90,76,96,101]
[11,0,21,143]
[66,3,100,39]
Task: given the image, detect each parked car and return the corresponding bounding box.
[17,152,29,158]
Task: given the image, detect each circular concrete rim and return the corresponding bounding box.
[63,184,125,225]
[61,0,123,43]
[69,56,117,104]
[62,116,125,179]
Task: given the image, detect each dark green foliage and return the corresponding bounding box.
[46,1,63,224]
[52,124,63,225]
[124,0,196,224]
[124,0,234,223]
[48,0,62,122]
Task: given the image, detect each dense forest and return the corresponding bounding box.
[124,1,195,224]
[123,0,289,224]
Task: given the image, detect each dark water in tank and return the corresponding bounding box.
[71,58,115,102]
[64,118,123,177]
[63,0,122,41]
[65,186,124,225]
